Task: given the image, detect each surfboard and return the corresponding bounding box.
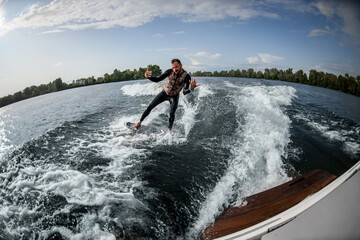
[125,122,140,131]
[125,122,165,135]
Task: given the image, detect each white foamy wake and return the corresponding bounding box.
[0,113,14,161]
[179,84,214,138]
[188,83,296,237]
[46,224,116,240]
[121,82,163,96]
[0,163,131,239]
[36,169,135,205]
[4,164,138,206]
[0,116,151,239]
[295,113,360,156]
[0,128,12,161]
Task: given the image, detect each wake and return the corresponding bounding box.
[187,82,297,238]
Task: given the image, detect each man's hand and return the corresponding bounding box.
[190,78,200,90]
[145,67,152,78]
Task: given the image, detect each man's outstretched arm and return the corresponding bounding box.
[145,68,172,82]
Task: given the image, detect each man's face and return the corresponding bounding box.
[171,62,182,74]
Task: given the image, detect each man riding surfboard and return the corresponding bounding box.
[133,59,200,131]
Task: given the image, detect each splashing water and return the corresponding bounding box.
[0,78,358,239]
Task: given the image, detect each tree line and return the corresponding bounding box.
[0,66,359,108]
[0,65,162,108]
[191,68,360,96]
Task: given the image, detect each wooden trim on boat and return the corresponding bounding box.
[202,169,336,240]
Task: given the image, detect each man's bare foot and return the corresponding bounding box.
[133,121,142,129]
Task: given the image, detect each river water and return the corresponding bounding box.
[0,77,359,239]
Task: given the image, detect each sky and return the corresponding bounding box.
[0,0,360,97]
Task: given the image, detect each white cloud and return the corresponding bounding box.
[181,1,279,22]
[152,33,164,38]
[267,0,315,14]
[1,0,358,48]
[39,29,64,35]
[313,0,360,46]
[308,25,336,37]
[248,53,284,64]
[0,0,280,37]
[247,56,259,64]
[192,51,221,59]
[338,1,360,46]
[314,0,335,18]
[309,59,360,76]
[185,51,221,68]
[147,48,188,52]
[259,53,284,63]
[0,2,5,29]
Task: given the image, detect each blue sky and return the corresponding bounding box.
[0,0,359,97]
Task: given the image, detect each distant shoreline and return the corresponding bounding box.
[1,66,359,108]
[191,68,360,98]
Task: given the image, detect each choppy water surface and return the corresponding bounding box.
[0,77,359,239]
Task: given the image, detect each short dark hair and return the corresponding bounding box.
[171,59,182,64]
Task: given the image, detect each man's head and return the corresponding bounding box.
[171,59,182,74]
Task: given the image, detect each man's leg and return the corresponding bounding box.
[133,90,167,128]
[168,95,179,130]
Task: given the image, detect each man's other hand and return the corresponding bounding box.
[145,67,152,78]
[190,78,200,90]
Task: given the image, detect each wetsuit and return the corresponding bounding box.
[140,69,192,129]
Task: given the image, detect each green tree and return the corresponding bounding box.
[13,91,24,102]
[241,70,247,78]
[285,68,294,82]
[112,69,122,82]
[148,65,162,76]
[294,70,302,83]
[96,77,104,84]
[23,86,33,98]
[229,70,236,77]
[220,70,228,77]
[247,68,255,78]
[136,67,147,79]
[255,71,264,79]
[104,73,111,83]
[192,71,202,76]
[309,70,317,85]
[348,76,357,95]
[123,69,134,80]
[51,78,65,92]
[270,68,279,80]
[0,95,14,107]
[278,70,285,81]
[294,70,307,84]
[264,68,270,79]
[85,76,96,85]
